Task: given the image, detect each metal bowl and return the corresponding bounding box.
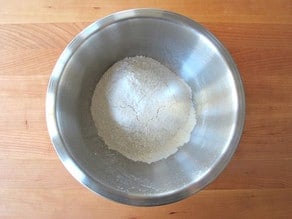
[46,9,245,206]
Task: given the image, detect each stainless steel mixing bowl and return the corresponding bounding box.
[46,9,245,206]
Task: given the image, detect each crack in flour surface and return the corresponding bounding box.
[91,56,196,163]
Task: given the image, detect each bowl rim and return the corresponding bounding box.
[46,8,246,206]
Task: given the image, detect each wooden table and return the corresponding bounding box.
[0,1,291,218]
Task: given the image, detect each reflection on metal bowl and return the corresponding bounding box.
[46,9,245,206]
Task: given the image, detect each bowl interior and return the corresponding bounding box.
[52,11,244,205]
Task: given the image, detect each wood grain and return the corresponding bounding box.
[0,0,292,218]
[0,0,291,24]
[1,189,292,219]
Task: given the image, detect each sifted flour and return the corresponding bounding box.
[91,56,196,163]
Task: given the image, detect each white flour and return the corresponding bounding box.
[91,56,196,163]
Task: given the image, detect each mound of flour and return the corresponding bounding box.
[91,56,196,163]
